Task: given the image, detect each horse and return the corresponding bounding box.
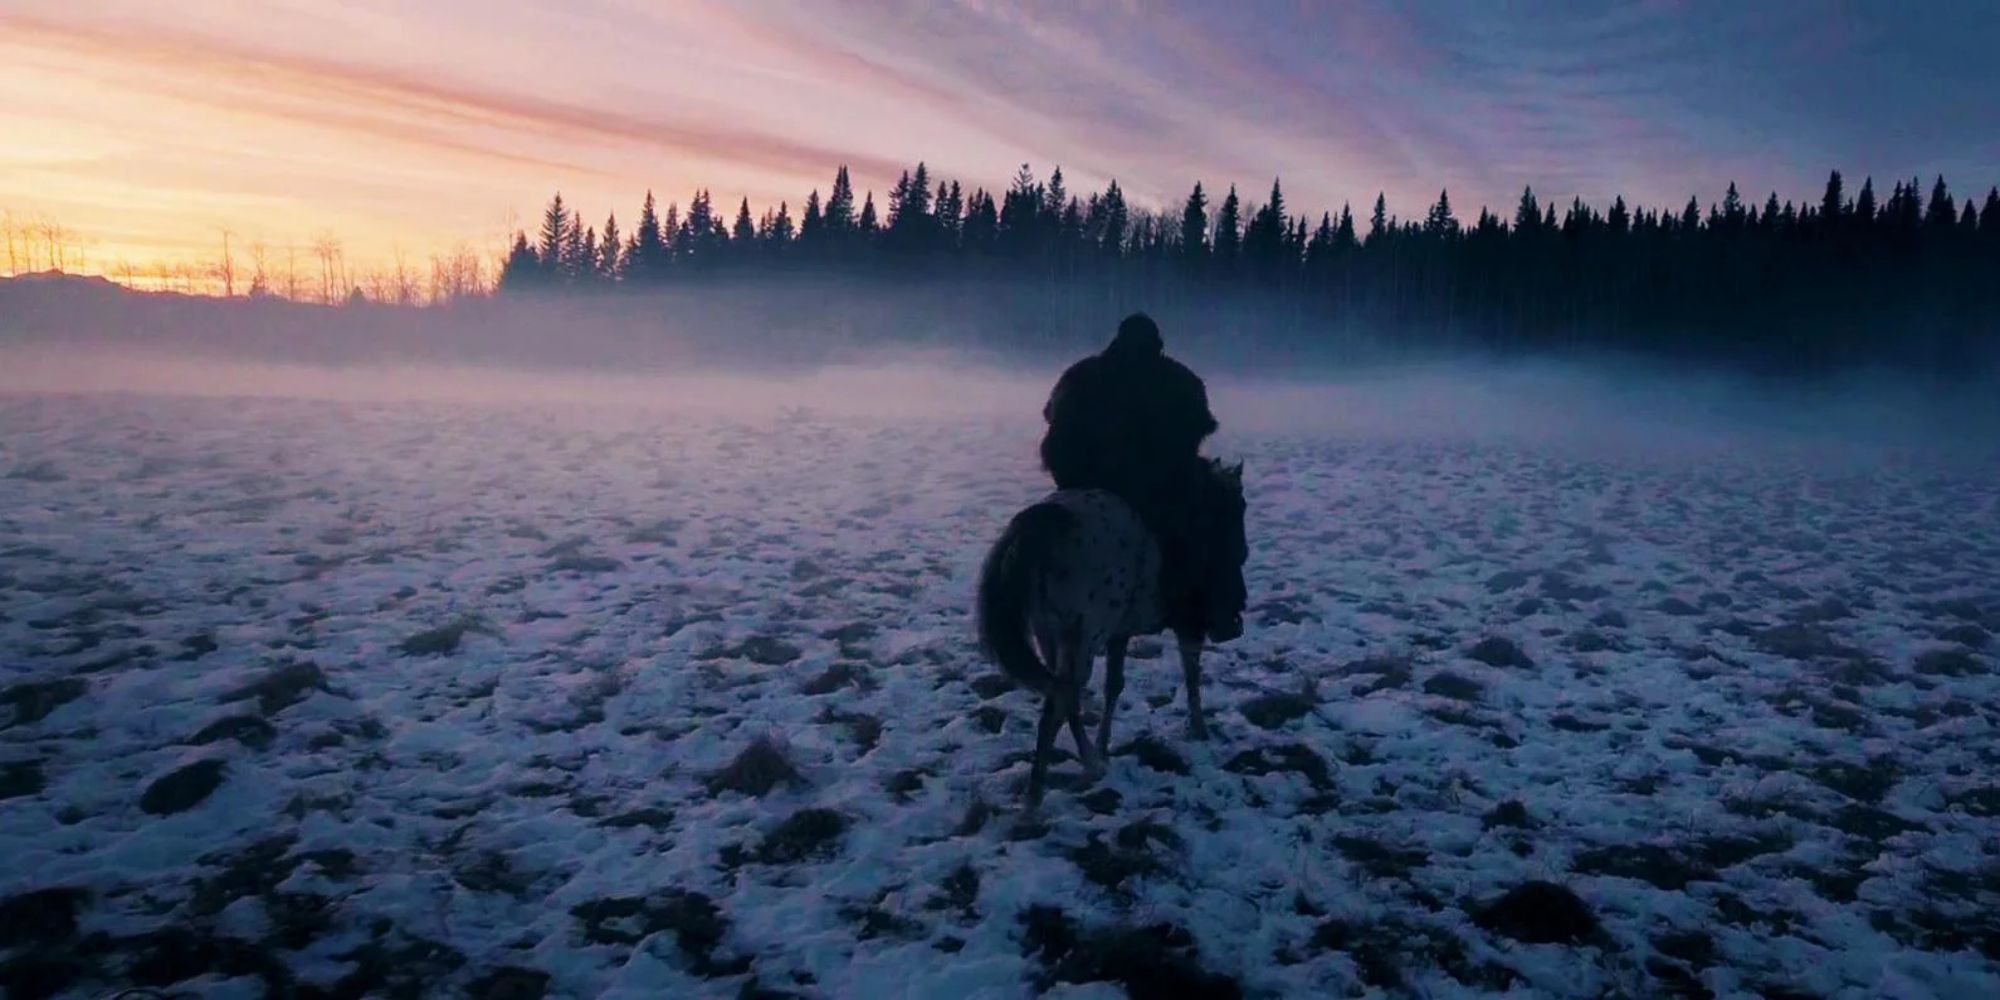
[974,459,1248,807]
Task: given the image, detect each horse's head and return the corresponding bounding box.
[1187,458,1248,643]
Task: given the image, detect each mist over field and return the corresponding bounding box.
[3,296,1996,468]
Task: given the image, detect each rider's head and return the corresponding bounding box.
[1106,312,1163,359]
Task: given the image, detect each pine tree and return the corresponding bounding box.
[909,162,933,219]
[886,170,913,229]
[1213,185,1242,264]
[1099,180,1128,257]
[1564,197,1590,236]
[563,210,586,282]
[1513,187,1540,233]
[1179,182,1209,265]
[1336,203,1357,248]
[1819,170,1844,226]
[537,193,569,273]
[500,231,539,291]
[999,164,1041,259]
[1981,188,2000,234]
[1720,182,1745,229]
[1855,177,1877,223]
[858,192,878,236]
[1424,188,1458,237]
[801,190,823,243]
[962,189,998,253]
[1243,178,1288,273]
[732,198,755,246]
[629,191,666,282]
[824,167,855,235]
[886,163,938,256]
[1058,197,1084,259]
[599,212,621,281]
[1368,193,1389,244]
[1925,176,1955,230]
[937,181,963,246]
[681,190,716,264]
[937,181,962,246]
[1306,212,1335,268]
[1608,196,1630,235]
[577,225,598,284]
[769,202,794,245]
[1043,167,1067,227]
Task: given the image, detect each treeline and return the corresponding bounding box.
[500,164,2000,374]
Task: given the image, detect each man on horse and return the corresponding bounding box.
[1039,312,1239,641]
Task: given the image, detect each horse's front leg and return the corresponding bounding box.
[1097,636,1128,761]
[1177,633,1209,741]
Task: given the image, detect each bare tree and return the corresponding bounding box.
[2,210,17,276]
[69,231,90,276]
[283,243,301,301]
[427,242,491,304]
[13,215,40,272]
[362,264,394,305]
[311,232,342,304]
[216,228,237,297]
[390,246,417,306]
[248,240,270,297]
[39,219,64,272]
[427,252,449,305]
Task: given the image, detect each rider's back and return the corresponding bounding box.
[1039,315,1216,495]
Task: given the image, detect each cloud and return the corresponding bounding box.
[1,12,909,184]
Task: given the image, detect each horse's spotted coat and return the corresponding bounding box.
[1026,489,1161,679]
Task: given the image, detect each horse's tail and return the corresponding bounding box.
[976,501,1073,696]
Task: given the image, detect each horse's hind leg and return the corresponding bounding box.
[1178,635,1209,741]
[1096,636,1128,761]
[1026,692,1063,808]
[1058,642,1103,779]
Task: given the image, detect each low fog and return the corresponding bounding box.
[3,342,1996,472]
[4,276,1996,468]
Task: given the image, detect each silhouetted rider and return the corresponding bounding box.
[1040,313,1224,634]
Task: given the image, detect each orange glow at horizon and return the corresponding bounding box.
[0,5,947,289]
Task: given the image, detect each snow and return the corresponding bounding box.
[2,387,1998,999]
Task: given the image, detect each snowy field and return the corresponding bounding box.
[2,382,1999,999]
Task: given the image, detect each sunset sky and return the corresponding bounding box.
[3,0,1997,278]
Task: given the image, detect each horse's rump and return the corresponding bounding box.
[975,500,1076,695]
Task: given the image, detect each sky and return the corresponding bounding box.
[3,0,1997,279]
